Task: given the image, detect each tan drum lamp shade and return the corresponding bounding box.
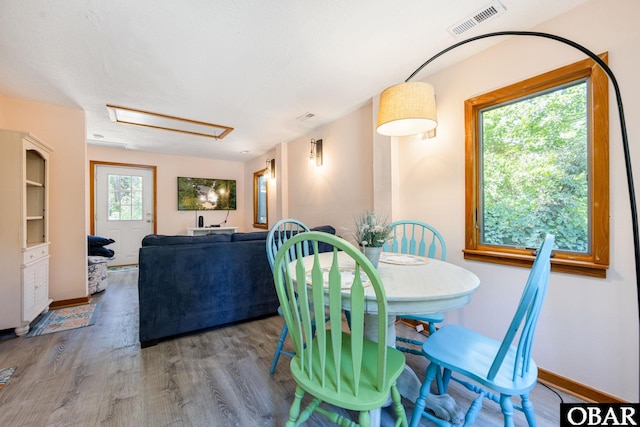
[376,81,437,137]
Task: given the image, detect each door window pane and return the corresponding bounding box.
[108,174,143,221]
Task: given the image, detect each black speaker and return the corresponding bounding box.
[198,216,204,228]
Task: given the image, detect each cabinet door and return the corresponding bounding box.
[22,257,49,322]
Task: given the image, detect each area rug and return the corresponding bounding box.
[26,303,100,337]
[0,366,17,390]
[108,265,138,271]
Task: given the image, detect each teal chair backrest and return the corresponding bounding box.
[266,219,310,271]
[489,234,554,382]
[384,220,446,261]
[272,231,391,394]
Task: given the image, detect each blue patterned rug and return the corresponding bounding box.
[108,265,138,271]
[26,303,100,337]
[0,366,17,390]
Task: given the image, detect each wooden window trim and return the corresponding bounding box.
[463,53,609,278]
[253,168,268,229]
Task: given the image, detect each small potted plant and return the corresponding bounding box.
[353,211,392,267]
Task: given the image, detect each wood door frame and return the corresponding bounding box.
[89,161,158,235]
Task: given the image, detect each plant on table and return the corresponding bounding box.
[352,211,392,248]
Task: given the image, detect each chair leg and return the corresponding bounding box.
[428,321,438,336]
[426,323,445,395]
[270,322,289,374]
[286,386,305,427]
[520,393,537,427]
[391,383,409,427]
[441,368,452,392]
[358,410,370,427]
[410,362,439,427]
[463,391,486,426]
[499,394,515,427]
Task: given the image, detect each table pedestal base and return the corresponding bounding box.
[364,314,464,426]
[397,365,464,425]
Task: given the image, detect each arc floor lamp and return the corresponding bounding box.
[376,31,639,327]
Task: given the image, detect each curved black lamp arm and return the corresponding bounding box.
[406,31,639,324]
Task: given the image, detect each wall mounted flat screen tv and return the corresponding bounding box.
[177,177,237,210]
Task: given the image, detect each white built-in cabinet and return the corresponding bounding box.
[0,129,53,336]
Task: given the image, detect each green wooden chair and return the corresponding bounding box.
[273,231,408,427]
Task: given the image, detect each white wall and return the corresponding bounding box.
[392,0,639,401]
[284,104,374,240]
[87,146,247,234]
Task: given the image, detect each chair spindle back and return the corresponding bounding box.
[488,234,554,382]
[266,219,310,271]
[384,220,447,261]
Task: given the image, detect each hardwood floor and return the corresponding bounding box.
[0,269,582,426]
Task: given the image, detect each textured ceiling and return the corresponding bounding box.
[0,0,588,161]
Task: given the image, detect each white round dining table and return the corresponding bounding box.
[300,251,480,344]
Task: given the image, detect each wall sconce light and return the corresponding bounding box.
[265,158,275,179]
[309,139,323,166]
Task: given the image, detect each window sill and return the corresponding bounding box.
[462,249,607,278]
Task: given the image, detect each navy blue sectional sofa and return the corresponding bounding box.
[137,225,335,347]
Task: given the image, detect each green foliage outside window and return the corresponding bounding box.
[108,174,143,220]
[480,81,588,253]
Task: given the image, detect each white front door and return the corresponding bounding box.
[94,164,155,266]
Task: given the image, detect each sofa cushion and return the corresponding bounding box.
[310,225,337,252]
[310,225,336,234]
[142,233,232,246]
[231,231,269,242]
[230,226,334,243]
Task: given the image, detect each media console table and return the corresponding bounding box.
[187,226,238,236]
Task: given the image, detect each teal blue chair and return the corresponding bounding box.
[383,220,446,389]
[410,234,555,427]
[273,231,408,427]
[266,219,311,374]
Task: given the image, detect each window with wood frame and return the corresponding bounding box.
[463,53,609,278]
[253,169,268,229]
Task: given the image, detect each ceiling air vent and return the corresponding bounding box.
[296,112,315,122]
[448,0,507,37]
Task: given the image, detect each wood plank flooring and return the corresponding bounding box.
[0,269,582,426]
